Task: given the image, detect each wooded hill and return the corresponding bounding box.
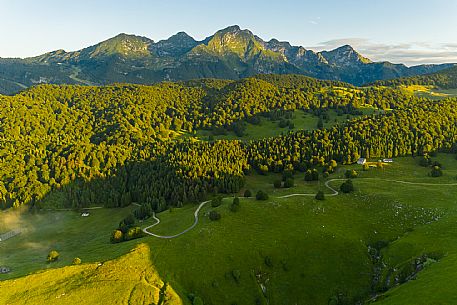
[1,74,456,210]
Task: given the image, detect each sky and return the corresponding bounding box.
[1,0,457,66]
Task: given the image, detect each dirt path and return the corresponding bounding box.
[142,177,455,239]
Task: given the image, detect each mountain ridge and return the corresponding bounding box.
[0,25,453,94]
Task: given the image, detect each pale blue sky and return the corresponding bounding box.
[1,0,457,65]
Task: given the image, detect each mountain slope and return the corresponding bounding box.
[374,65,457,88]
[0,25,453,94]
[0,244,183,305]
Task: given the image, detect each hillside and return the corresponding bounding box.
[374,65,457,89]
[2,75,457,304]
[0,25,453,94]
[0,244,183,305]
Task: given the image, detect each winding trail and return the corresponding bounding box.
[142,201,210,239]
[142,177,454,239]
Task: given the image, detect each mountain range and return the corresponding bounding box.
[0,25,454,94]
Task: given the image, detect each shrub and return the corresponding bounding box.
[430,166,443,177]
[124,226,143,241]
[304,169,319,181]
[256,190,269,200]
[193,296,204,305]
[211,196,223,207]
[340,179,354,193]
[73,257,82,265]
[363,163,369,171]
[283,178,294,188]
[232,269,241,283]
[265,256,274,267]
[111,229,123,243]
[47,250,59,263]
[315,190,325,200]
[273,180,282,188]
[230,197,240,212]
[282,170,294,181]
[244,189,252,197]
[345,169,358,178]
[209,210,221,221]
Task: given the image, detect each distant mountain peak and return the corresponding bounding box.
[321,44,372,65]
[219,25,242,33]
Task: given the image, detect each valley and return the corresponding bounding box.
[2,154,457,304]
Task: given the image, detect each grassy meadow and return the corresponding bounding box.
[1,154,457,304]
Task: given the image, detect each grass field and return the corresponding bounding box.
[2,154,457,304]
[191,108,377,141]
[401,85,457,100]
[0,244,183,305]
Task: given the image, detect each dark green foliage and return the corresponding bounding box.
[232,269,241,283]
[230,197,240,212]
[374,65,457,89]
[345,169,358,178]
[283,178,294,188]
[211,196,223,207]
[209,210,221,221]
[340,180,354,193]
[264,256,274,267]
[273,180,282,188]
[244,189,252,198]
[315,190,325,200]
[430,166,443,177]
[304,169,319,181]
[255,190,269,201]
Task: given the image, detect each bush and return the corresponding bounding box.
[256,190,269,200]
[47,250,59,263]
[230,197,240,212]
[315,190,325,200]
[430,166,443,177]
[362,163,369,171]
[273,180,282,188]
[209,210,221,221]
[193,296,204,305]
[304,169,319,181]
[124,226,143,241]
[244,189,252,197]
[283,178,294,188]
[232,269,241,283]
[111,229,123,243]
[345,169,358,178]
[265,256,274,267]
[73,257,82,265]
[211,196,223,207]
[340,179,354,193]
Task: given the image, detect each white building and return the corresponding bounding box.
[357,158,367,165]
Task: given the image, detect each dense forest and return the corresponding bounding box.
[0,74,455,210]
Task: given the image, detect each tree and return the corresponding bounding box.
[315,190,325,200]
[345,169,358,178]
[244,189,252,197]
[73,257,82,265]
[273,180,282,188]
[211,196,223,207]
[47,250,59,263]
[209,210,221,221]
[430,166,443,177]
[340,179,354,193]
[230,197,240,212]
[256,190,269,200]
[283,178,294,188]
[111,230,123,243]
